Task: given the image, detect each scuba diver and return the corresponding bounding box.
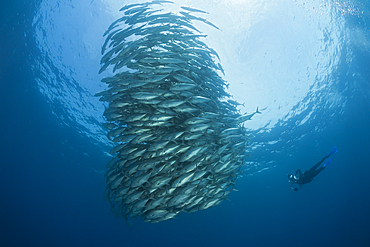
[288,146,338,191]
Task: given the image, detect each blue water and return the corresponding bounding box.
[1,0,370,246]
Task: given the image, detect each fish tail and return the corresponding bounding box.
[256,107,261,114]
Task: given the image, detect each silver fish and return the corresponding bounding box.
[181,6,209,14]
[157,99,186,108]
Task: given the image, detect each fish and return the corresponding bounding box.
[172,105,199,114]
[191,170,208,181]
[170,83,198,91]
[149,114,174,122]
[186,123,212,133]
[131,172,152,187]
[131,133,154,144]
[181,133,203,141]
[171,173,194,188]
[235,107,262,123]
[188,96,211,104]
[227,99,245,107]
[119,3,147,12]
[179,146,204,162]
[183,117,209,125]
[157,143,181,156]
[125,190,144,204]
[110,143,128,154]
[110,176,124,190]
[144,209,168,220]
[157,99,186,108]
[181,6,209,14]
[147,140,170,152]
[167,193,191,207]
[151,176,172,188]
[172,74,195,84]
[131,92,159,101]
[179,11,220,30]
[112,134,136,143]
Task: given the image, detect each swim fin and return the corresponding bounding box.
[327,146,338,157]
[324,158,332,167]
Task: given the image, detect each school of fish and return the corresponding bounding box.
[96,0,260,226]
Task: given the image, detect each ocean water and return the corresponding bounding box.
[1,0,369,246]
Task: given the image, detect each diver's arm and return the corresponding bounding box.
[295,169,302,177]
[290,185,298,191]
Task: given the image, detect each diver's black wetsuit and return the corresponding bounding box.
[289,155,329,190]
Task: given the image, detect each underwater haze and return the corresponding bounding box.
[1,0,370,246]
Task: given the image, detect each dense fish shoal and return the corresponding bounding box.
[97,0,257,226]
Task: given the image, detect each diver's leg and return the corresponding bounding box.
[312,167,325,178]
[309,156,328,172]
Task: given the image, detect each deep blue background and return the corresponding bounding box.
[1,1,370,247]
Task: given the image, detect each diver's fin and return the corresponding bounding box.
[324,158,332,167]
[327,146,338,157]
